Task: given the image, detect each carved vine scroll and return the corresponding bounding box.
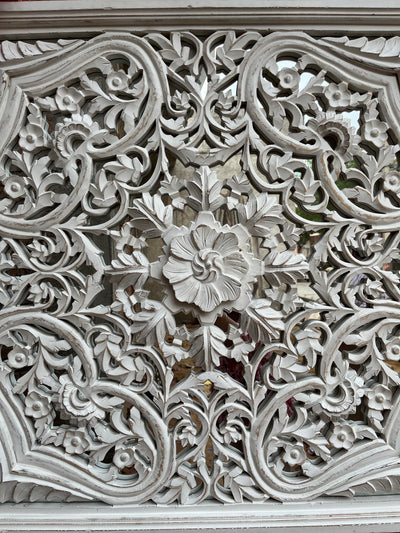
[1,31,400,504]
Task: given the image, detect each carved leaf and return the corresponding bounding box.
[190,325,228,370]
[263,251,308,286]
[0,39,83,62]
[242,299,285,343]
[237,193,282,236]
[130,193,173,238]
[323,36,400,58]
[186,167,224,212]
[131,301,176,345]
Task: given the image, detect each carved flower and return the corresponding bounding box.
[367,384,392,410]
[7,347,29,369]
[307,113,359,161]
[63,429,90,454]
[60,376,104,420]
[106,70,129,93]
[164,228,246,311]
[216,91,235,112]
[19,124,46,152]
[220,421,241,445]
[55,86,83,113]
[363,119,388,148]
[113,447,135,469]
[313,368,364,419]
[364,279,386,299]
[282,443,306,466]
[328,423,356,450]
[383,171,400,193]
[386,339,400,361]
[3,175,28,199]
[162,212,259,321]
[324,82,351,108]
[172,90,191,111]
[25,391,51,419]
[28,281,53,304]
[55,114,99,159]
[277,68,300,91]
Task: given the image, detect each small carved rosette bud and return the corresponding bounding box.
[328,423,356,450]
[24,391,51,419]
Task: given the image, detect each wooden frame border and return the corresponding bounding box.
[1,0,400,37]
[0,497,400,532]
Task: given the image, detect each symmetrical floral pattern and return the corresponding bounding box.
[1,30,400,504]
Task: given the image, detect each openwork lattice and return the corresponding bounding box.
[1,31,400,504]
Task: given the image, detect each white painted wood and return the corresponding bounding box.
[2,0,400,36]
[0,497,400,532]
[2,1,400,530]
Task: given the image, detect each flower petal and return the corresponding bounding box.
[170,233,197,260]
[173,278,201,305]
[219,276,241,302]
[194,282,222,312]
[213,232,238,256]
[192,225,218,250]
[224,252,249,280]
[163,257,192,284]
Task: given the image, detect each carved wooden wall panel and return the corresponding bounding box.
[1,30,400,505]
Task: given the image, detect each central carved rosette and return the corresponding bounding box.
[192,248,223,282]
[160,212,259,322]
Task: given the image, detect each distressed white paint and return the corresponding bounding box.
[0,497,400,532]
[1,1,400,530]
[2,0,400,36]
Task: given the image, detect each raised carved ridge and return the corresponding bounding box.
[322,36,400,59]
[0,39,83,63]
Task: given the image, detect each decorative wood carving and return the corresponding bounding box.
[1,30,400,505]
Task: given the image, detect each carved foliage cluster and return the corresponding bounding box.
[0,31,400,504]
